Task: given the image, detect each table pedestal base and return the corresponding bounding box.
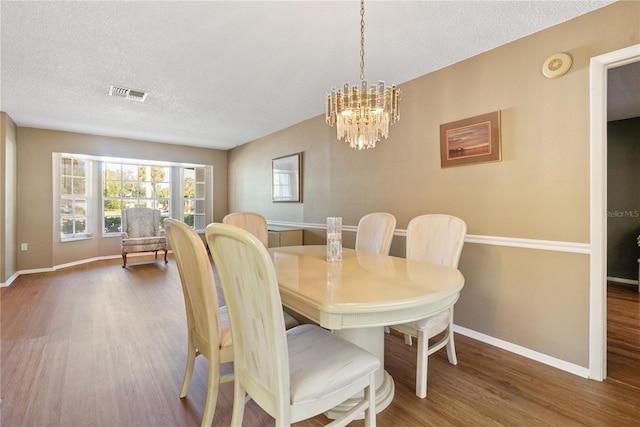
[324,370,394,418]
[325,326,394,418]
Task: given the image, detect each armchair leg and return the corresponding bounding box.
[164,250,168,264]
[122,254,127,268]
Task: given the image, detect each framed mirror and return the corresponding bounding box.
[272,153,302,202]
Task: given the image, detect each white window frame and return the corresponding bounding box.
[56,153,92,241]
[54,153,213,240]
[102,161,172,236]
[181,166,208,232]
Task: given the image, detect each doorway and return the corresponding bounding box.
[589,44,640,381]
[606,61,640,387]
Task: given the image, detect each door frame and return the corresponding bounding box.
[589,43,640,381]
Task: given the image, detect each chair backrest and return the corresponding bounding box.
[222,212,269,248]
[406,214,467,267]
[355,212,396,255]
[165,219,222,360]
[122,207,161,238]
[205,223,290,416]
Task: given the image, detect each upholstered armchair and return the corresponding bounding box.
[121,207,168,268]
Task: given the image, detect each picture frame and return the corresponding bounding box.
[272,152,302,202]
[440,111,501,168]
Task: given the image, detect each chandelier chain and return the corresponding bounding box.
[360,0,365,82]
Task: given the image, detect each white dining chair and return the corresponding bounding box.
[222,211,269,247]
[355,212,396,255]
[356,212,397,334]
[205,223,379,427]
[222,211,299,329]
[390,214,466,398]
[164,219,234,427]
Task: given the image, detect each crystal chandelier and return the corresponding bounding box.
[325,0,400,150]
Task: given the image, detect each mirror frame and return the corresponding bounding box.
[272,152,302,203]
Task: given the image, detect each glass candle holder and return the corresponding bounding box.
[326,217,342,262]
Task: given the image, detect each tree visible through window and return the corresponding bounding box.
[183,167,206,229]
[102,162,171,233]
[55,153,212,240]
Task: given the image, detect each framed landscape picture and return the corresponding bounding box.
[440,111,501,168]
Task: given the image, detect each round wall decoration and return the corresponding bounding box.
[542,52,573,79]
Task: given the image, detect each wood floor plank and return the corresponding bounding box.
[1,257,639,426]
[607,282,640,391]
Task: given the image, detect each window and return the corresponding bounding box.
[102,162,171,234]
[54,153,213,240]
[60,155,91,240]
[182,166,206,229]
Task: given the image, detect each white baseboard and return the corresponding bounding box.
[2,252,173,287]
[607,276,639,285]
[1,271,21,287]
[54,254,124,270]
[454,325,590,378]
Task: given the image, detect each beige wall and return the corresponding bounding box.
[227,2,640,367]
[1,112,18,283]
[15,128,228,270]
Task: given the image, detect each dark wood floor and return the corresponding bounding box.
[2,256,639,426]
[607,281,640,390]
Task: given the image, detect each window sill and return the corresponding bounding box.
[61,235,92,243]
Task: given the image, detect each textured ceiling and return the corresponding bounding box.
[1,0,627,150]
[608,61,640,122]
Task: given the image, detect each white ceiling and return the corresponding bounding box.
[608,61,640,122]
[1,0,629,151]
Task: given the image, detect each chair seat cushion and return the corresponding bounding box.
[121,236,168,254]
[403,309,450,335]
[121,236,167,246]
[287,324,380,405]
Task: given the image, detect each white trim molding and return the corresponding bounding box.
[589,43,640,382]
[1,271,21,287]
[268,221,591,255]
[464,234,590,254]
[607,276,639,286]
[3,252,173,286]
[454,325,590,378]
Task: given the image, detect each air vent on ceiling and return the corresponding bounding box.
[109,85,147,102]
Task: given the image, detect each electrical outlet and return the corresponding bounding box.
[21,243,28,251]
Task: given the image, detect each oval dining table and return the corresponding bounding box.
[268,245,465,416]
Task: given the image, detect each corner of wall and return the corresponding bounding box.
[1,112,19,282]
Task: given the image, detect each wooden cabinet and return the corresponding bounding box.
[268,227,303,248]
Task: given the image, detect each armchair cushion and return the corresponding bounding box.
[121,236,168,255]
[124,208,159,238]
